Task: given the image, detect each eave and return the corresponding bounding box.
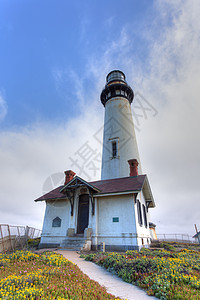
[34,196,67,202]
[94,190,140,197]
[142,176,155,208]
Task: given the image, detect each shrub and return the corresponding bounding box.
[83,246,200,300]
[0,250,120,299]
[27,237,41,249]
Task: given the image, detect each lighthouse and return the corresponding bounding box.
[36,70,156,251]
[101,70,141,180]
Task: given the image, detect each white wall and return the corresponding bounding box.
[101,97,142,180]
[40,189,152,249]
[134,191,152,247]
[94,194,138,247]
[40,200,70,245]
[40,187,92,246]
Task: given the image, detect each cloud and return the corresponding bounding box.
[0,91,7,122]
[0,104,103,229]
[135,0,200,235]
[1,0,200,237]
[83,0,200,236]
[86,27,133,79]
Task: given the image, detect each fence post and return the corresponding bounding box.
[25,226,29,247]
[0,225,42,253]
[17,226,20,237]
[194,224,200,244]
[25,226,29,238]
[7,224,14,252]
[0,225,5,253]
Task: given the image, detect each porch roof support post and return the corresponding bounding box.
[89,190,95,215]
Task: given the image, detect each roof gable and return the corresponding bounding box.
[34,176,100,202]
[60,176,101,193]
[35,174,155,208]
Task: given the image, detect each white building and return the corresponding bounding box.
[35,70,156,251]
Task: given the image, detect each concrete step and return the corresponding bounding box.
[59,248,78,251]
[61,237,87,251]
[63,237,85,242]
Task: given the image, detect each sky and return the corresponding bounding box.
[0,0,200,237]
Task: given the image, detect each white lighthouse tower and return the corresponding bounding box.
[101,70,141,180]
[36,69,156,251]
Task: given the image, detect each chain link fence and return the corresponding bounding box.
[0,224,41,253]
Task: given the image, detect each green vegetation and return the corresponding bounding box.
[27,237,41,249]
[150,240,200,252]
[0,250,121,299]
[83,243,200,300]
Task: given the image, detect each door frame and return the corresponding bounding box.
[77,194,89,234]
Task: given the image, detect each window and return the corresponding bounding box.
[137,200,143,226]
[107,71,125,83]
[110,138,119,159]
[112,141,117,157]
[52,217,61,227]
[143,204,148,228]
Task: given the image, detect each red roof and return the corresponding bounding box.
[90,175,146,194]
[35,175,146,202]
[35,186,65,202]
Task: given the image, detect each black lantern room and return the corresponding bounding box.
[100,70,134,106]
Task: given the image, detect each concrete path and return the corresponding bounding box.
[57,250,156,300]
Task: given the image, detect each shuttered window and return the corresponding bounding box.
[112,141,117,157]
[143,204,147,228]
[137,200,143,226]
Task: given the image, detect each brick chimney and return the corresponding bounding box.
[128,159,139,176]
[64,170,76,184]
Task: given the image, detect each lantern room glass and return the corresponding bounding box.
[106,70,126,83]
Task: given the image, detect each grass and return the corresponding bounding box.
[0,250,122,299]
[82,242,200,300]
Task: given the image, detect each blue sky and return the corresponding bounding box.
[0,0,157,128]
[0,0,200,237]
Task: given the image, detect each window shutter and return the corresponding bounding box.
[143,204,147,228]
[137,200,143,226]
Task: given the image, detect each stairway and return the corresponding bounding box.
[60,235,91,251]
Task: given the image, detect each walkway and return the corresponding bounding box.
[57,250,156,300]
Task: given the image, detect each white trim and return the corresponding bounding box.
[95,191,137,197]
[143,177,155,207]
[60,176,100,193]
[108,137,120,141]
[91,234,151,239]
